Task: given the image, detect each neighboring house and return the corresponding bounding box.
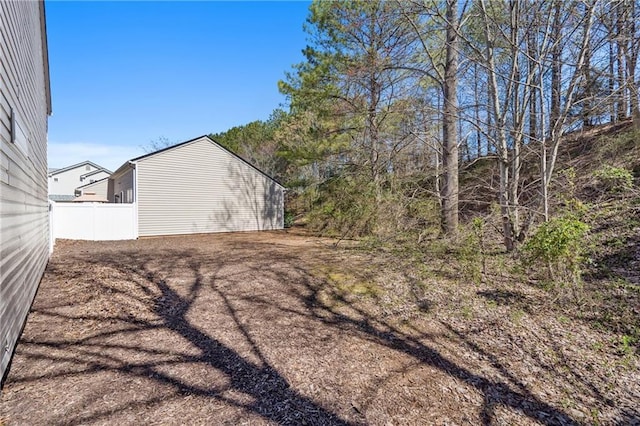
[75,176,109,200]
[0,0,52,384]
[48,161,111,202]
[107,135,284,237]
[73,192,108,203]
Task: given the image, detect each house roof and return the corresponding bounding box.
[81,168,111,179]
[73,193,108,203]
[116,135,284,188]
[76,176,109,190]
[40,1,51,116]
[49,194,76,202]
[48,161,112,177]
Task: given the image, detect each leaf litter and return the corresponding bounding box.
[0,231,637,425]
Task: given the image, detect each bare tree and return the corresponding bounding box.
[541,0,598,220]
[441,0,460,234]
[400,0,465,235]
[471,0,546,249]
[616,0,640,126]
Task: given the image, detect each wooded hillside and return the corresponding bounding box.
[209,0,640,368]
[213,0,638,245]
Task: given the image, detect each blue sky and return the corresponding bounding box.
[46,1,311,171]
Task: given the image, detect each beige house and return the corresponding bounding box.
[73,192,109,203]
[0,0,51,383]
[48,161,111,202]
[108,136,284,237]
[74,176,109,200]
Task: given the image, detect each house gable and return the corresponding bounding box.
[130,135,284,189]
[134,136,284,236]
[48,161,112,199]
[75,176,110,199]
[47,160,108,177]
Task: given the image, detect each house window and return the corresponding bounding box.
[54,177,58,182]
[85,165,91,171]
[10,107,29,156]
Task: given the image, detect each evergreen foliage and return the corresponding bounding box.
[211,0,640,253]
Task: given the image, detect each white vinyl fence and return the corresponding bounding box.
[50,202,137,241]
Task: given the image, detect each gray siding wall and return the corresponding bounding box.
[0,1,50,381]
[108,166,134,203]
[137,137,284,237]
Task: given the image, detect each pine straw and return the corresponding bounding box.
[0,231,638,425]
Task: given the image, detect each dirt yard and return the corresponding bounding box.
[0,231,638,425]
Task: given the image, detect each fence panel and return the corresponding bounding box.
[51,202,136,241]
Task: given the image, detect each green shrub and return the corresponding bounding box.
[523,216,589,283]
[306,175,378,238]
[447,217,487,285]
[284,210,295,228]
[594,165,634,193]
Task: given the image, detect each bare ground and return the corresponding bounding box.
[0,230,638,425]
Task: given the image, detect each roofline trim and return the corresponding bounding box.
[110,160,135,178]
[75,176,110,189]
[80,168,112,179]
[48,160,110,176]
[40,0,51,115]
[125,135,285,188]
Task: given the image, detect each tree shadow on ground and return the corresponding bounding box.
[283,276,580,425]
[5,239,585,425]
[11,248,354,426]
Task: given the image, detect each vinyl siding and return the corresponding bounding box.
[76,178,109,199]
[0,1,50,382]
[137,137,284,237]
[49,164,109,197]
[109,166,134,203]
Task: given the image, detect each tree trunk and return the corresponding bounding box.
[528,29,538,144]
[479,0,515,250]
[474,63,482,158]
[624,1,640,127]
[542,1,596,223]
[550,0,562,127]
[509,1,521,243]
[609,39,616,123]
[616,3,629,120]
[441,0,459,235]
[541,139,549,221]
[582,23,593,128]
[365,10,383,202]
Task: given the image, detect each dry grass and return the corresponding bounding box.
[0,230,638,425]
